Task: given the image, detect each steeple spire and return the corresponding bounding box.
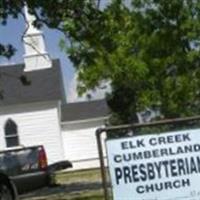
[23,6,52,71]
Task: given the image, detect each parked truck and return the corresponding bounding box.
[0,145,72,200]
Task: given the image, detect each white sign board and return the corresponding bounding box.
[106,129,200,200]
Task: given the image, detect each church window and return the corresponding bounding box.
[4,119,19,147]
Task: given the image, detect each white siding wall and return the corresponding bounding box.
[0,101,64,164]
[62,119,107,170]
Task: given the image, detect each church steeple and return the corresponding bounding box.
[23,6,52,72]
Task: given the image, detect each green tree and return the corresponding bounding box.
[0,0,99,58]
[2,0,200,124]
[60,0,200,124]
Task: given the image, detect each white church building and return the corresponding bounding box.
[0,8,109,170]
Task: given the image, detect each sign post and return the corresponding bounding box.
[96,115,200,200]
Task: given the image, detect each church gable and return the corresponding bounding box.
[0,59,65,106]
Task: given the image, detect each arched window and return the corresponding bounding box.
[4,119,19,147]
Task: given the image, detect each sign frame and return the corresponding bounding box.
[96,115,200,200]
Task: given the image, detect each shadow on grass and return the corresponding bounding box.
[20,182,103,199]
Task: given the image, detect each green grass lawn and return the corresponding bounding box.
[55,168,102,184]
[21,169,108,200]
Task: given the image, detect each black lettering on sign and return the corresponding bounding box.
[115,167,122,185]
[182,133,191,142]
[136,179,190,194]
[148,133,191,146]
[114,155,122,163]
[121,139,145,150]
[139,164,147,181]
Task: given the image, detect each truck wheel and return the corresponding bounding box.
[0,183,13,200]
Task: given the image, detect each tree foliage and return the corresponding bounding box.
[60,0,200,123]
[0,0,99,57]
[2,0,200,124]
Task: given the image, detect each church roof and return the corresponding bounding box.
[61,99,109,122]
[0,59,65,106]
